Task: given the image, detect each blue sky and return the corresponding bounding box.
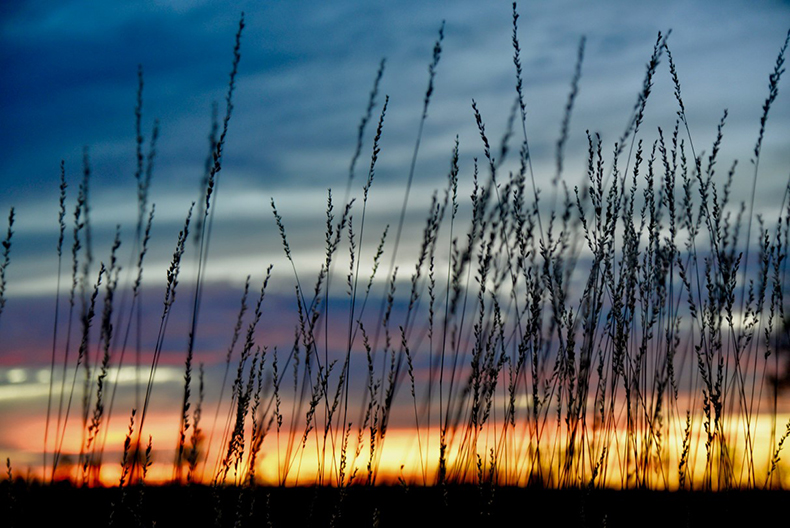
[2,0,788,297]
[0,0,787,362]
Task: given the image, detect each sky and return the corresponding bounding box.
[0,0,789,485]
[1,0,789,293]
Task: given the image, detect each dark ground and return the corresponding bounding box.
[1,482,785,527]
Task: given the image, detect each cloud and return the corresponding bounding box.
[0,0,788,297]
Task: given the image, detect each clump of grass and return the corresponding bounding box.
[3,458,15,522]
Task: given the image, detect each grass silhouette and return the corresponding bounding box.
[2,4,790,527]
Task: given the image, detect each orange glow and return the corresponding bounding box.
[5,409,788,490]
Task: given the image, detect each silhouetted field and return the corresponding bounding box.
[2,483,788,527]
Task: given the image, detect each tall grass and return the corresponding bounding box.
[2,5,790,526]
